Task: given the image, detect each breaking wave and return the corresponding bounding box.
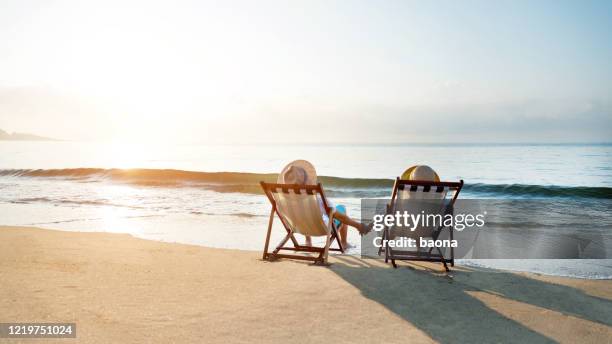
[1,168,610,199]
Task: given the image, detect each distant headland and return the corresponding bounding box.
[0,128,57,141]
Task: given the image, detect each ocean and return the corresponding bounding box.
[1,141,611,278]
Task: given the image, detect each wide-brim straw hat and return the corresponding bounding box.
[401,165,440,182]
[277,160,318,185]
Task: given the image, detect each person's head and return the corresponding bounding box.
[401,165,440,181]
[278,160,317,185]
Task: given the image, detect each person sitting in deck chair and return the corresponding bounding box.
[278,160,364,248]
[379,164,464,270]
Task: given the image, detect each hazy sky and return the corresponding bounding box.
[0,0,610,143]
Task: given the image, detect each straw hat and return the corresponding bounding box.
[401,165,440,182]
[278,160,318,185]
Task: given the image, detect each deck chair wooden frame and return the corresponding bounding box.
[260,182,345,265]
[379,178,463,271]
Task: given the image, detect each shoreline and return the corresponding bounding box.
[4,223,611,280]
[2,226,611,343]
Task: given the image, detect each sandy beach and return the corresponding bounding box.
[1,226,611,343]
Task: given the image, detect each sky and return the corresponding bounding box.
[0,0,611,143]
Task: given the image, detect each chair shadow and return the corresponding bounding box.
[450,265,612,326]
[329,256,612,344]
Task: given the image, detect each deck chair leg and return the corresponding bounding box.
[450,228,455,267]
[274,211,300,248]
[385,236,390,263]
[273,231,294,255]
[382,230,389,262]
[262,207,275,260]
[322,232,332,264]
[387,246,394,266]
[436,247,450,272]
[442,260,449,272]
[313,232,333,266]
[388,246,397,268]
[331,225,344,253]
[378,229,386,256]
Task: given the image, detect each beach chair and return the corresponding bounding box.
[379,178,463,271]
[260,182,344,265]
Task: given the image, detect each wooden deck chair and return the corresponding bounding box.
[379,178,463,271]
[260,182,345,265]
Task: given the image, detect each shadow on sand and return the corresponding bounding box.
[329,256,612,343]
